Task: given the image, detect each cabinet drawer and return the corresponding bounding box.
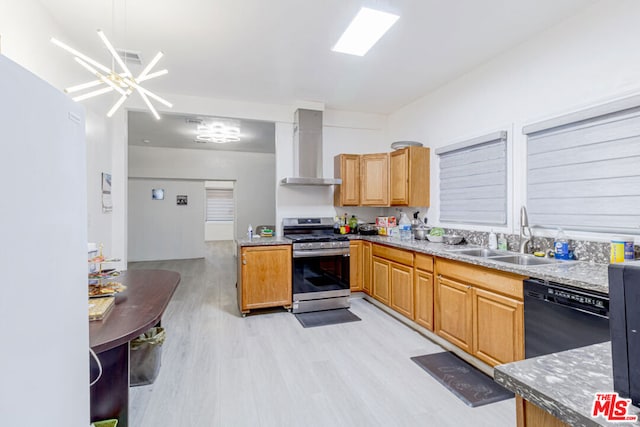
[373,244,414,266]
[436,258,525,300]
[414,253,434,272]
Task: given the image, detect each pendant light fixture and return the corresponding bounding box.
[51,1,171,119]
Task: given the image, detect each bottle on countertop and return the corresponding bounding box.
[497,233,508,251]
[247,224,253,240]
[554,228,570,260]
[488,230,498,250]
[348,215,358,234]
[399,212,411,241]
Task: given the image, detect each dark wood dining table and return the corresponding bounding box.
[89,269,180,427]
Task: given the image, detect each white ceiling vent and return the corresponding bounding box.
[116,49,143,65]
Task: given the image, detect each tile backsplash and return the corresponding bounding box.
[441,228,638,264]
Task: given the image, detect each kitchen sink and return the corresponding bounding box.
[489,255,564,266]
[445,248,506,257]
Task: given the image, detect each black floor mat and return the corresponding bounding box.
[295,308,361,328]
[411,352,513,407]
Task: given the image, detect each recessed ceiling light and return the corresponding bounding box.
[332,7,399,56]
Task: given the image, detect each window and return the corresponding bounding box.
[524,96,640,234]
[436,131,508,225]
[205,188,234,222]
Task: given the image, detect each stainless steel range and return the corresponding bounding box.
[283,218,350,314]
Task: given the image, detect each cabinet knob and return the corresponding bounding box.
[242,260,247,265]
[467,285,472,289]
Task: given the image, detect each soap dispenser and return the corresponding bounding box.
[488,230,498,250]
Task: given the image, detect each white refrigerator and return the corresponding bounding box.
[0,54,90,425]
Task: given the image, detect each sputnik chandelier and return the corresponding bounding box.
[51,30,172,120]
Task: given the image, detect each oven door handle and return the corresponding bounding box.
[293,249,351,258]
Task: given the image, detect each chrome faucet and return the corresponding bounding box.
[519,206,533,253]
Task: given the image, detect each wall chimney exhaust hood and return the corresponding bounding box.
[280,109,342,186]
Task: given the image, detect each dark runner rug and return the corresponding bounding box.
[295,309,361,328]
[411,352,514,407]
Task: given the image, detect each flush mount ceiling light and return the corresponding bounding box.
[195,120,241,144]
[50,30,171,120]
[332,7,399,56]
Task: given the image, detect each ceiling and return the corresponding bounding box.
[128,110,276,153]
[39,0,596,151]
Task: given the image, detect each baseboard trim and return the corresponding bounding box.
[360,294,495,377]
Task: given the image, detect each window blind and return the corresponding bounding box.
[436,131,508,225]
[525,107,640,234]
[206,188,234,222]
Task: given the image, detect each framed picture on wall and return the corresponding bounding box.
[177,195,188,205]
[152,189,164,200]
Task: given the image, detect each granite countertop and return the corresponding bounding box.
[495,343,640,427]
[236,236,291,247]
[235,234,610,294]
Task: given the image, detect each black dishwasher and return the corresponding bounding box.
[524,278,610,359]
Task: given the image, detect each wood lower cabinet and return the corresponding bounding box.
[362,241,372,295]
[372,256,390,304]
[350,240,363,291]
[415,269,434,330]
[361,153,389,206]
[516,396,569,427]
[334,154,360,206]
[436,275,473,353]
[435,258,526,366]
[238,245,292,315]
[390,262,414,319]
[372,244,415,319]
[474,287,524,366]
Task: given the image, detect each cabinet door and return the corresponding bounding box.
[473,287,524,366]
[241,245,292,311]
[361,153,389,206]
[334,154,360,206]
[390,148,409,205]
[436,275,473,352]
[349,241,363,291]
[372,256,390,305]
[390,261,414,319]
[362,242,372,295]
[414,269,434,331]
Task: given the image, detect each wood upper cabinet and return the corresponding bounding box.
[435,275,473,353]
[362,241,372,295]
[390,146,430,207]
[238,245,292,315]
[390,262,414,319]
[360,153,389,206]
[334,154,360,206]
[473,288,524,366]
[372,256,390,305]
[350,240,363,292]
[414,253,434,331]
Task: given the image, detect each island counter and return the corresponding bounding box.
[495,342,640,427]
[90,269,180,427]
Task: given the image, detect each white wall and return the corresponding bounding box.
[128,178,206,261]
[387,0,640,240]
[1,0,118,258]
[129,145,276,245]
[275,109,389,232]
[0,1,114,424]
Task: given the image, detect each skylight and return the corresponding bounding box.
[332,7,399,56]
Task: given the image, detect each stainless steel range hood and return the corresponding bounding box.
[280,109,342,186]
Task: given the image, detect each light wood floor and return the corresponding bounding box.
[129,241,516,427]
